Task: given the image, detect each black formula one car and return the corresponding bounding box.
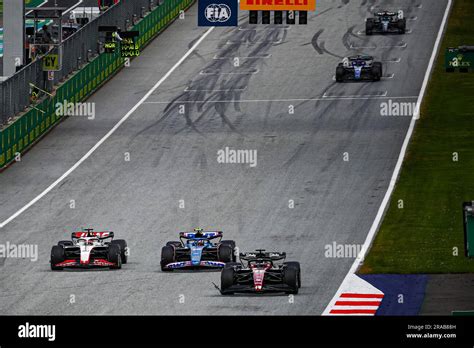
[366,10,406,35]
[336,55,383,82]
[219,250,301,295]
[160,229,236,271]
[50,229,128,270]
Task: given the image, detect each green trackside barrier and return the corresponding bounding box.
[0,0,195,169]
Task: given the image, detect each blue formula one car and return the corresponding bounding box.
[336,55,383,82]
[160,228,236,271]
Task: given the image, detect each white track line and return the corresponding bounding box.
[26,0,48,15]
[332,74,394,80]
[213,54,272,59]
[350,42,407,49]
[0,27,215,229]
[199,69,259,75]
[323,91,388,98]
[226,39,283,45]
[323,0,453,315]
[143,96,418,104]
[183,87,247,92]
[357,29,412,35]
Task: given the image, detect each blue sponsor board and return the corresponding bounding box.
[198,0,238,27]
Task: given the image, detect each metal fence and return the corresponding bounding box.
[0,0,159,125]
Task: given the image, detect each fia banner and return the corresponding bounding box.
[198,0,239,27]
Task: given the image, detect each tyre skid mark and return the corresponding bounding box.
[157,26,289,135]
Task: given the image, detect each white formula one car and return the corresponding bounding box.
[50,229,128,270]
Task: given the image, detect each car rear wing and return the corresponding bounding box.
[240,251,286,261]
[71,231,114,239]
[375,11,396,16]
[179,231,223,240]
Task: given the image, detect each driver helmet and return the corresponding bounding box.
[87,238,98,245]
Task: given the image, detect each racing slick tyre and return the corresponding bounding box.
[397,18,406,34]
[221,267,235,294]
[283,264,299,294]
[51,245,65,271]
[221,240,236,261]
[217,244,233,263]
[365,19,374,35]
[58,240,73,247]
[111,239,128,264]
[371,62,382,81]
[284,262,301,288]
[108,244,122,270]
[161,245,175,272]
[336,66,345,82]
[166,241,182,248]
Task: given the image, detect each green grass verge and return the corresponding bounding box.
[360,0,474,274]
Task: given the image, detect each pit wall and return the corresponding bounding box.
[0,0,194,168]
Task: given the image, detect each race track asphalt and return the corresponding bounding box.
[0,0,448,315]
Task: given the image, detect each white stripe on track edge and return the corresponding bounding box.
[26,0,48,15]
[0,26,215,229]
[322,0,453,315]
[63,0,84,15]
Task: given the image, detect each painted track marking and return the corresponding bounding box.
[350,42,407,49]
[323,91,388,98]
[183,87,247,92]
[143,96,419,104]
[213,54,272,59]
[199,69,259,75]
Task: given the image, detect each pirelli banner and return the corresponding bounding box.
[240,0,315,11]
